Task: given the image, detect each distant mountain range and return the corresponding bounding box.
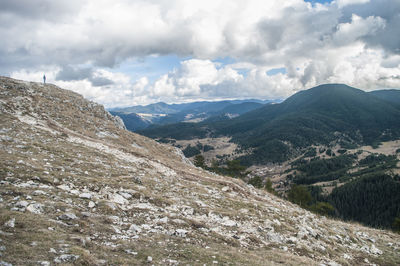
[110,99,275,131]
[139,84,400,164]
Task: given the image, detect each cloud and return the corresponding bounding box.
[2,0,400,106]
[0,0,83,21]
[337,0,370,8]
[333,14,385,46]
[55,66,114,87]
[56,66,93,81]
[340,0,400,54]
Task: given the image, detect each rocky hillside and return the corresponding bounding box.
[0,76,399,265]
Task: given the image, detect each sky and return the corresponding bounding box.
[1,0,400,107]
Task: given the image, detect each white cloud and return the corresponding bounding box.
[2,0,400,106]
[333,14,385,45]
[336,0,370,8]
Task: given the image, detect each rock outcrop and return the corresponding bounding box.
[0,77,399,265]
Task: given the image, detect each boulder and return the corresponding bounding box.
[4,218,15,228]
[58,213,78,221]
[26,203,44,214]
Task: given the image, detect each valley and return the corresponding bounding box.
[135,84,400,231]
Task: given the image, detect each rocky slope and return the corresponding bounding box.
[0,76,399,265]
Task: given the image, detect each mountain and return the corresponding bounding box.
[110,101,180,114]
[140,84,400,164]
[109,111,152,131]
[110,99,272,115]
[369,89,400,106]
[111,100,267,131]
[1,76,399,265]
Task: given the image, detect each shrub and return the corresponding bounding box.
[248,176,263,188]
[182,144,201,157]
[264,178,275,193]
[194,155,205,168]
[310,202,335,216]
[288,185,312,208]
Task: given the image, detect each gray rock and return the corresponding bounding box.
[360,245,370,254]
[57,184,71,191]
[174,229,188,238]
[266,232,284,244]
[109,193,128,205]
[49,248,57,253]
[172,219,187,225]
[54,254,79,263]
[343,254,351,260]
[147,256,152,262]
[370,244,383,255]
[79,192,92,199]
[327,261,341,266]
[26,203,43,214]
[32,190,46,196]
[88,201,96,208]
[0,261,12,266]
[221,218,236,227]
[58,213,78,221]
[38,261,50,266]
[81,212,92,218]
[286,236,298,244]
[15,200,29,208]
[4,218,15,228]
[125,249,138,255]
[129,224,142,234]
[158,217,168,224]
[141,224,151,230]
[118,191,132,199]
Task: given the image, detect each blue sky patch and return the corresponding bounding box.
[114,54,191,82]
[267,68,287,76]
[304,0,333,4]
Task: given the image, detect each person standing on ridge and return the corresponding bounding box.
[43,74,46,84]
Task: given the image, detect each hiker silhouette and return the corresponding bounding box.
[43,74,46,84]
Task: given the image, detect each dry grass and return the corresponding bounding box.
[0,77,399,265]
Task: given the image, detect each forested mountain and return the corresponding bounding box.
[140,84,400,164]
[369,89,400,106]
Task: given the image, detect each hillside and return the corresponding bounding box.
[140,84,400,164]
[1,77,399,265]
[369,89,400,106]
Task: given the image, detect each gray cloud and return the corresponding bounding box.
[90,76,114,87]
[3,0,400,107]
[341,0,400,54]
[0,0,83,21]
[55,65,114,87]
[1,0,399,70]
[56,66,93,81]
